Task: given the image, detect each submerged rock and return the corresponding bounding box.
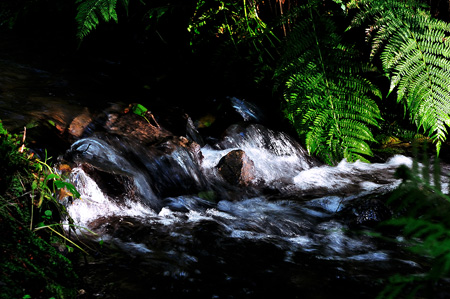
[340,197,393,227]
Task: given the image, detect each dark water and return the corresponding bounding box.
[1,58,447,298]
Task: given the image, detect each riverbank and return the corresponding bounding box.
[0,121,81,298]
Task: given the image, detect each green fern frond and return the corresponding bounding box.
[350,0,450,155]
[75,0,119,40]
[277,3,382,164]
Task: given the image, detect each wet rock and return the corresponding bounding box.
[68,107,93,138]
[143,142,207,198]
[26,120,72,160]
[217,149,255,187]
[340,197,393,227]
[154,136,203,162]
[62,131,206,204]
[105,110,172,144]
[80,163,136,204]
[185,114,204,146]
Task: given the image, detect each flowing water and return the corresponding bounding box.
[1,58,448,298]
[61,124,442,298]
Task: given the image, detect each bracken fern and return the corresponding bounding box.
[75,0,129,40]
[276,0,382,164]
[349,0,450,155]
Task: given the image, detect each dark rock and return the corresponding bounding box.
[143,141,207,198]
[80,163,136,204]
[154,135,202,159]
[217,149,255,187]
[340,197,393,227]
[185,114,205,146]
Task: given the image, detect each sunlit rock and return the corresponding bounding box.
[105,110,171,144]
[217,149,255,187]
[68,107,93,138]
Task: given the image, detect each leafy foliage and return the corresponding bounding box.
[275,0,382,164]
[0,120,80,298]
[349,0,450,155]
[0,0,52,29]
[75,0,129,40]
[188,0,281,85]
[378,152,450,298]
[188,0,278,48]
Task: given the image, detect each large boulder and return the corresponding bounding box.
[217,149,255,187]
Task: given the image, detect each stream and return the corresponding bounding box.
[1,58,449,298]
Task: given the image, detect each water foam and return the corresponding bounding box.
[65,167,155,229]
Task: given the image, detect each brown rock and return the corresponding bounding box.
[105,111,171,144]
[68,107,93,138]
[217,149,255,187]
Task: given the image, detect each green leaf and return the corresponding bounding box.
[54,181,81,199]
[131,103,148,116]
[36,222,45,228]
[148,7,169,20]
[65,183,82,199]
[76,0,120,40]
[31,180,38,191]
[45,173,60,182]
[0,121,7,136]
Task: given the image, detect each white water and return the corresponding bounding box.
[61,123,427,263]
[66,167,156,229]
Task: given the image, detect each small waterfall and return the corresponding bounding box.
[203,123,320,184]
[66,167,155,229]
[2,55,447,297]
[62,123,417,242]
[66,136,160,211]
[60,121,438,298]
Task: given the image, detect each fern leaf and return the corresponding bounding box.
[350,0,450,155]
[75,0,119,40]
[277,3,382,164]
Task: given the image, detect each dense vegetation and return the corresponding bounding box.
[2,0,450,298]
[0,121,82,298]
[2,0,450,165]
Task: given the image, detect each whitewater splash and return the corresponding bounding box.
[58,122,447,298]
[62,124,416,248]
[66,167,156,228]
